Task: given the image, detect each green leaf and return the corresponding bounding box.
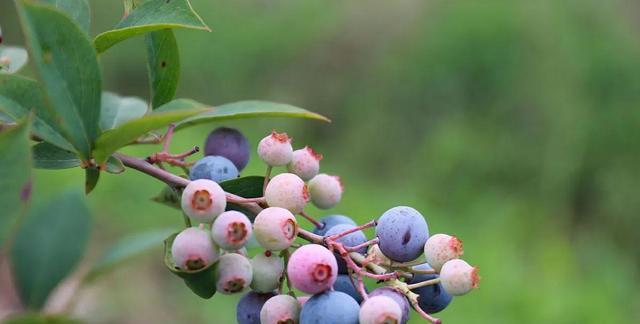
[100,92,148,131]
[32,142,80,169]
[17,0,102,161]
[0,74,75,152]
[85,167,100,194]
[105,155,125,174]
[41,0,91,34]
[164,232,217,299]
[10,190,91,309]
[146,29,180,108]
[220,176,264,220]
[0,46,29,74]
[176,100,330,129]
[94,0,210,53]
[92,102,209,164]
[86,228,175,282]
[0,118,32,245]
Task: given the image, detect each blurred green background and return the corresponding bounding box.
[2,0,640,323]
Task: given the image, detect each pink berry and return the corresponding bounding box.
[211,211,253,250]
[439,259,479,296]
[260,294,301,324]
[287,244,337,294]
[258,131,293,166]
[359,295,402,324]
[308,174,343,209]
[215,253,253,294]
[253,207,298,251]
[181,179,226,223]
[250,251,284,293]
[286,146,322,181]
[264,173,308,214]
[171,226,219,271]
[424,234,464,272]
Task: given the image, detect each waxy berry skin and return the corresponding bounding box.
[333,274,364,303]
[324,223,367,274]
[260,294,301,324]
[189,155,239,183]
[181,179,227,224]
[376,206,429,262]
[287,244,338,294]
[171,227,219,271]
[287,146,322,181]
[258,131,293,167]
[250,251,284,293]
[237,291,276,324]
[214,253,253,295]
[300,291,359,324]
[204,127,250,171]
[312,214,356,236]
[439,259,480,296]
[409,264,452,314]
[264,173,309,214]
[369,287,411,324]
[359,295,403,324]
[308,173,343,209]
[424,233,464,272]
[253,207,298,251]
[211,210,253,251]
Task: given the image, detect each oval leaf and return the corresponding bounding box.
[94,0,210,53]
[10,190,92,309]
[176,100,330,129]
[146,29,180,108]
[100,92,148,131]
[41,0,91,34]
[0,118,32,245]
[0,46,29,74]
[32,142,80,169]
[92,103,209,164]
[17,1,102,160]
[164,232,217,299]
[86,228,175,282]
[0,74,75,152]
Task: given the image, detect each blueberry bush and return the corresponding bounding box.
[0,1,479,323]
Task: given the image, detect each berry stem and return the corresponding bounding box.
[299,211,323,228]
[325,220,376,241]
[345,237,379,252]
[263,165,272,193]
[406,278,441,290]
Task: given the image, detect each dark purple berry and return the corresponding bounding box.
[204,127,250,171]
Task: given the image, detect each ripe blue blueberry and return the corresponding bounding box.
[312,214,356,236]
[324,223,368,274]
[409,263,452,313]
[332,274,364,303]
[376,206,429,262]
[204,127,250,171]
[237,291,276,324]
[300,291,359,324]
[369,287,411,323]
[189,155,239,183]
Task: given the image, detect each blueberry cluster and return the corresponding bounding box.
[169,128,479,324]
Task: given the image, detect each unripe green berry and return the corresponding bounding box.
[287,146,322,181]
[258,131,293,167]
[439,259,479,296]
[265,173,308,214]
[181,179,227,223]
[308,174,343,209]
[424,233,463,272]
[250,251,284,293]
